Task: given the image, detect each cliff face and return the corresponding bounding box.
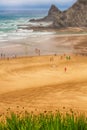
[30,0,87,28]
[52,0,87,28]
[58,0,87,27]
[78,0,87,4]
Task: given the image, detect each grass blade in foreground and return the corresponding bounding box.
[0,111,87,130]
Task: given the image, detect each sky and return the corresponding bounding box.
[0,0,77,10]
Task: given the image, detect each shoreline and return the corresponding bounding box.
[0,33,87,57]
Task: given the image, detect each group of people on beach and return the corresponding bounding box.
[50,54,71,72]
[0,53,5,58]
[0,53,17,60]
[0,48,71,73]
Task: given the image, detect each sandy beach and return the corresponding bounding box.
[0,54,87,114]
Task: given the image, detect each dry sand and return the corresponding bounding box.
[0,55,87,114]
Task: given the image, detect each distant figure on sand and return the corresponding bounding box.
[7,57,9,60]
[64,54,66,56]
[3,54,5,59]
[50,57,54,62]
[64,67,67,72]
[61,56,63,60]
[38,49,40,56]
[35,48,40,56]
[0,53,3,58]
[66,56,71,60]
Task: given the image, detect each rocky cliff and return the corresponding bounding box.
[30,0,87,28]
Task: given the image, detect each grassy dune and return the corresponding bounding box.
[0,111,87,130]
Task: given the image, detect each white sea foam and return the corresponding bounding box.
[0,16,54,43]
[28,21,52,27]
[0,17,30,42]
[0,26,54,42]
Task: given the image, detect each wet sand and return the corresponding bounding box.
[0,34,87,57]
[0,55,87,114]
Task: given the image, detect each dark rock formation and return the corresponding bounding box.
[30,0,87,28]
[30,4,61,22]
[78,0,87,4]
[48,4,61,17]
[57,0,87,28]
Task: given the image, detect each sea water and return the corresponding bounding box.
[0,9,73,56]
[0,9,48,42]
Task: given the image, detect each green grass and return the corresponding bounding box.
[0,111,87,130]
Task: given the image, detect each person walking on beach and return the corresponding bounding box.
[66,56,71,60]
[69,56,71,60]
[38,49,40,56]
[3,54,5,59]
[35,48,40,56]
[64,53,66,56]
[61,56,63,60]
[64,67,67,72]
[50,57,54,62]
[0,53,3,58]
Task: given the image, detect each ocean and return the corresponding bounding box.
[0,9,73,56]
[0,9,48,42]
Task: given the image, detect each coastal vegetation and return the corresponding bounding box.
[0,111,87,130]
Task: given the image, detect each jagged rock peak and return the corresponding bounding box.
[48,4,61,15]
[29,0,87,28]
